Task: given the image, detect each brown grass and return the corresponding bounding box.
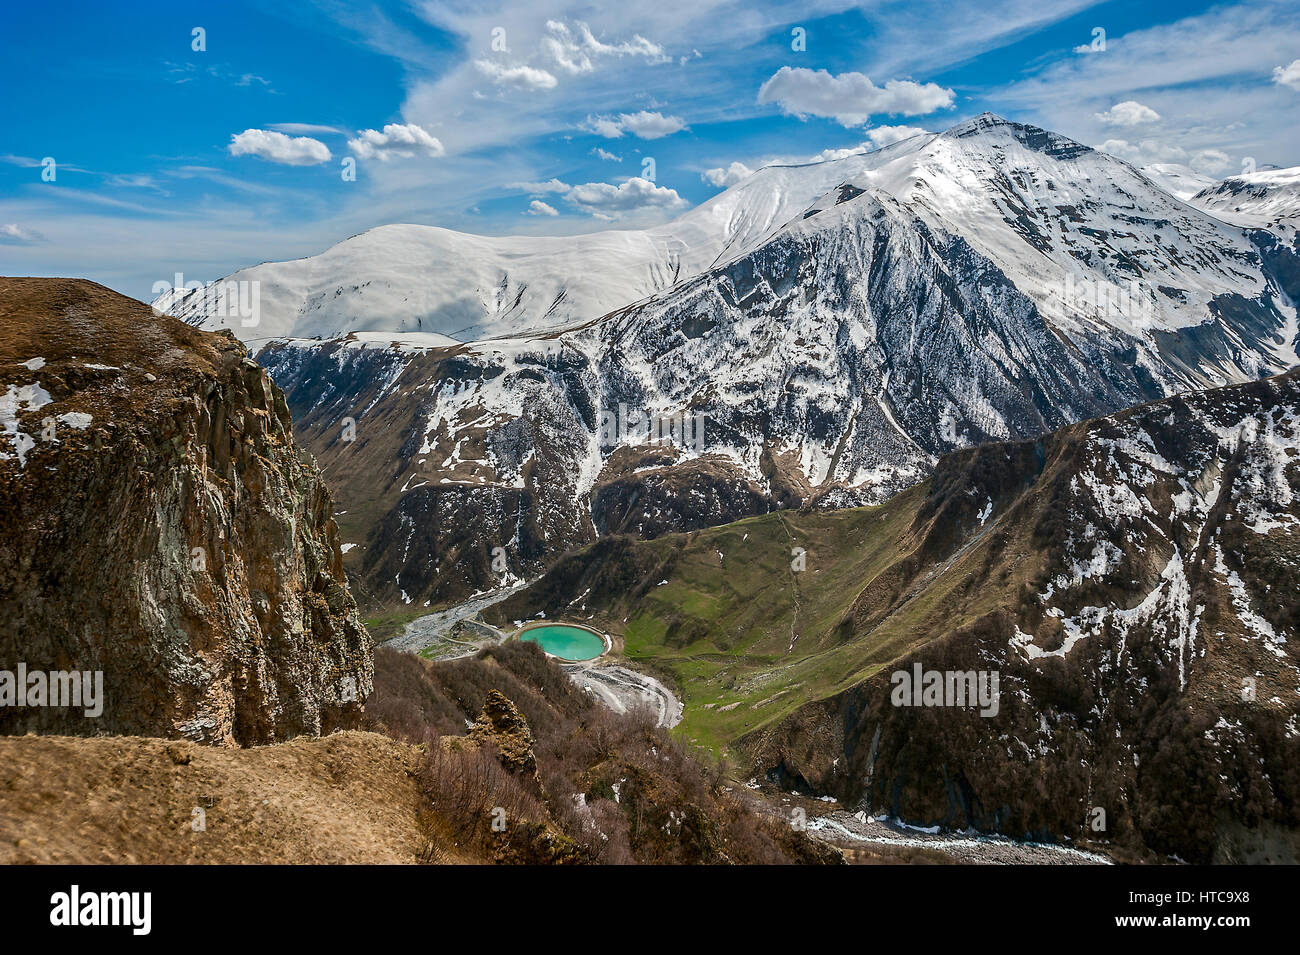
[0,731,435,864]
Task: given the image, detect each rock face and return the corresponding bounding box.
[0,278,372,745]
[467,689,539,779]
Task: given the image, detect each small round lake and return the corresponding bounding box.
[520,624,606,661]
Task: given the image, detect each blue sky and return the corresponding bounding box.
[2,0,1298,300]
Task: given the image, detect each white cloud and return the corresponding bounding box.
[473,60,558,91]
[1100,138,1233,175]
[805,126,928,162]
[702,161,754,187]
[266,123,345,136]
[1094,100,1161,125]
[1274,59,1300,90]
[0,223,43,244]
[583,110,688,139]
[540,20,668,75]
[504,174,687,219]
[227,129,331,166]
[348,124,445,161]
[757,67,955,126]
[703,122,930,191]
[564,177,687,217]
[808,144,869,162]
[583,116,625,138]
[592,148,622,162]
[1100,138,1183,164]
[1190,148,1232,174]
[509,178,572,194]
[867,124,928,147]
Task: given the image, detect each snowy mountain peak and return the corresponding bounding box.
[155,114,1295,352]
[1190,166,1300,227]
[942,112,1093,160]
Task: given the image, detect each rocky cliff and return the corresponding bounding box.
[0,278,372,745]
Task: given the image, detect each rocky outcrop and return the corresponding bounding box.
[467,689,539,779]
[0,278,372,745]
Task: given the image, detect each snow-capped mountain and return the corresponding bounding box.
[160,116,1297,349]
[206,114,1300,610]
[1140,163,1217,201]
[1189,167,1300,228]
[152,153,957,343]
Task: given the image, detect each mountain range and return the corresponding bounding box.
[155,113,1300,611]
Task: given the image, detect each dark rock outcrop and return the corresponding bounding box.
[0,278,372,745]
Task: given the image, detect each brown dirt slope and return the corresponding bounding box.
[0,731,430,864]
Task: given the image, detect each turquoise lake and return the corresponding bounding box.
[520,624,605,661]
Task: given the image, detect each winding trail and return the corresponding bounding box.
[385,584,525,655]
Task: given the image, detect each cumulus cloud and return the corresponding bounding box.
[473,60,558,91]
[227,129,331,166]
[507,175,686,219]
[1100,138,1179,164]
[1190,148,1231,174]
[1094,100,1161,126]
[866,124,928,147]
[0,223,44,244]
[563,177,687,218]
[701,161,754,188]
[806,126,928,162]
[757,67,954,126]
[591,148,622,162]
[348,124,445,161]
[583,110,687,139]
[1274,59,1300,90]
[704,123,930,190]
